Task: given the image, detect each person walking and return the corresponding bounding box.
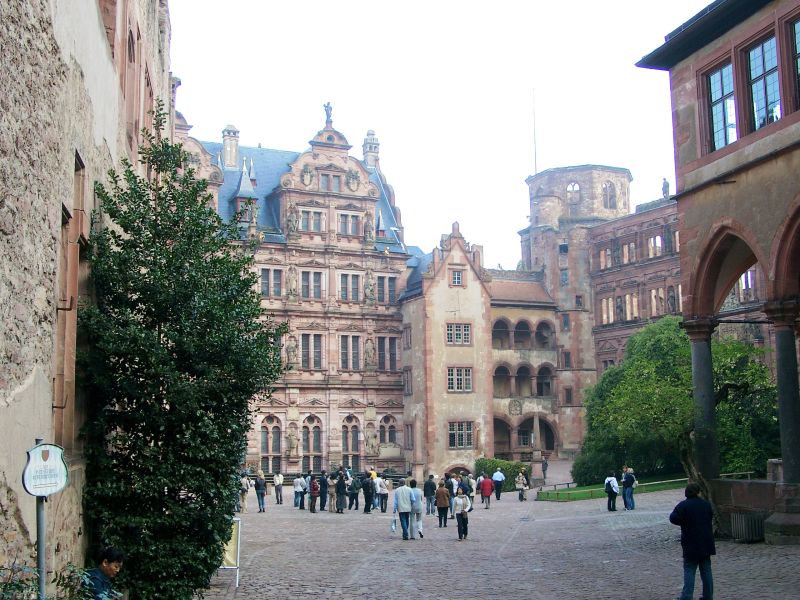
[239,472,251,513]
[604,472,619,511]
[467,473,477,509]
[335,474,347,513]
[453,488,472,541]
[542,457,548,483]
[491,468,506,500]
[515,470,527,502]
[319,470,329,512]
[476,472,485,504]
[309,475,320,513]
[670,483,715,600]
[254,470,267,513]
[479,473,494,509]
[435,480,450,528]
[423,474,437,516]
[449,474,459,518]
[409,479,424,539]
[273,471,284,504]
[393,478,414,540]
[376,473,389,513]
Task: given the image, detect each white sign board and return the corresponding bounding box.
[22,443,68,497]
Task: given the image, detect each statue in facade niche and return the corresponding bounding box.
[363,212,374,242]
[615,296,624,322]
[364,337,376,365]
[287,266,298,297]
[286,430,299,457]
[364,270,376,303]
[366,431,380,455]
[286,202,299,234]
[667,287,677,314]
[285,336,298,365]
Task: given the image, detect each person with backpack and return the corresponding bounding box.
[348,474,362,510]
[309,475,320,513]
[604,472,619,511]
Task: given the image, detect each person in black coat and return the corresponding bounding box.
[362,474,374,513]
[319,470,329,511]
[335,475,347,513]
[669,483,715,600]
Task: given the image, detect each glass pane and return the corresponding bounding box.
[313,427,321,452]
[261,428,268,454]
[302,427,310,452]
[272,427,281,453]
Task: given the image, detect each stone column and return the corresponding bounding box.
[764,301,800,484]
[532,413,541,449]
[684,318,719,479]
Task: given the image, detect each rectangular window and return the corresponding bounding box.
[338,213,360,235]
[575,295,583,308]
[261,269,270,296]
[560,269,568,287]
[448,421,473,448]
[648,235,663,258]
[340,335,361,370]
[378,337,386,370]
[447,367,473,392]
[561,314,570,331]
[624,293,639,320]
[518,429,530,447]
[340,274,349,301]
[272,269,282,297]
[402,368,413,395]
[339,273,359,302]
[404,424,414,450]
[313,212,322,232]
[622,242,636,264]
[446,323,471,345]
[451,270,463,286]
[388,277,397,303]
[332,175,341,192]
[377,276,385,303]
[748,36,781,131]
[301,271,323,299]
[708,63,737,151]
[320,174,330,191]
[563,351,572,368]
[351,274,360,301]
[301,333,323,369]
[402,326,412,350]
[650,287,666,316]
[389,337,397,371]
[564,388,573,405]
[300,210,323,232]
[377,336,398,371]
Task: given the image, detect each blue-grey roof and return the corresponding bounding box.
[201,141,300,233]
[200,140,405,252]
[399,251,433,301]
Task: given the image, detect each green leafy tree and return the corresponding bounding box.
[574,316,778,494]
[80,105,286,599]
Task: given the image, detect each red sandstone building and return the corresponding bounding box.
[639,0,800,543]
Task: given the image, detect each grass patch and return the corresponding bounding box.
[536,475,687,502]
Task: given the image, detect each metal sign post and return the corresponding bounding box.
[22,439,69,600]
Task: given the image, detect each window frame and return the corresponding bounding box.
[445,322,472,345]
[446,366,473,393]
[447,421,474,449]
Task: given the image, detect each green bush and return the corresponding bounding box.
[474,458,529,492]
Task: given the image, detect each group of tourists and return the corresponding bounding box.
[603,465,638,511]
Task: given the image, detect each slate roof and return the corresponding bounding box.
[199,139,405,254]
[487,278,554,306]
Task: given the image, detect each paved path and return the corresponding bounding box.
[202,487,800,599]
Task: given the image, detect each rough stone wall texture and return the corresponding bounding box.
[1,0,172,578]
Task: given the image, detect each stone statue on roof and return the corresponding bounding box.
[662,177,670,200]
[324,102,332,122]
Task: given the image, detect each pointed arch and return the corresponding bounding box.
[689,220,766,316]
[770,193,800,299]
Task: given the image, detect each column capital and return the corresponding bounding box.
[764,300,799,330]
[681,317,717,341]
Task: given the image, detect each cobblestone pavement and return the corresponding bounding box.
[201,488,800,600]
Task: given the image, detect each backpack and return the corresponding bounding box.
[604,480,613,494]
[352,478,362,491]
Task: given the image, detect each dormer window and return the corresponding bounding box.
[320,174,341,192]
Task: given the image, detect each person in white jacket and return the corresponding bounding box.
[604,472,620,512]
[393,479,414,540]
[453,488,472,540]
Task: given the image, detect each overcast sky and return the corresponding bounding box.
[169,0,712,268]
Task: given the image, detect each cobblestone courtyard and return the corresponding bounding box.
[204,486,800,600]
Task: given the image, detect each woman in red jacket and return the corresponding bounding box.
[479,473,494,509]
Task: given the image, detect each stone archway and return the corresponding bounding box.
[493,418,512,460]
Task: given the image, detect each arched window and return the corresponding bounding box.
[602,181,617,209]
[514,322,531,349]
[342,415,361,472]
[388,425,397,444]
[493,366,511,397]
[492,320,510,350]
[516,366,533,397]
[534,322,554,349]
[537,366,553,397]
[260,416,282,474]
[379,425,387,443]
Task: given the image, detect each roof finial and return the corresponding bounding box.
[324,102,333,128]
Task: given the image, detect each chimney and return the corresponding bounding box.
[222,124,240,169]
[362,130,379,168]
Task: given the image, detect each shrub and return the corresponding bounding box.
[474,458,529,492]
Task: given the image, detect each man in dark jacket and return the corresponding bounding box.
[423,474,437,515]
[319,470,329,512]
[362,474,374,513]
[669,483,715,600]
